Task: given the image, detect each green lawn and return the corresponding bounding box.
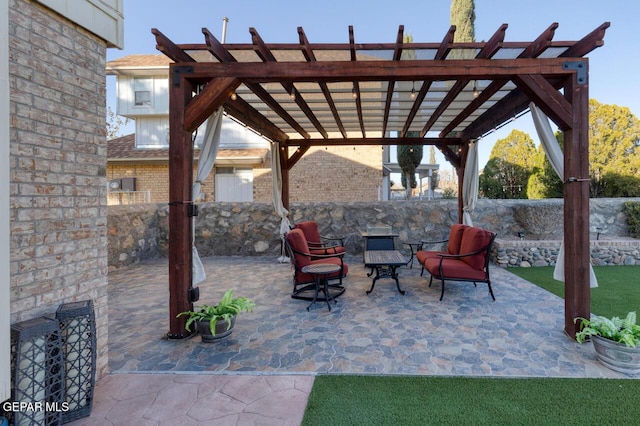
[302,375,640,426]
[507,265,640,318]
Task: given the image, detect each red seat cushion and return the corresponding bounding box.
[458,227,492,271]
[416,250,447,265]
[309,246,346,256]
[447,224,468,255]
[424,257,487,281]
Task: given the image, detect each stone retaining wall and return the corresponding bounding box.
[493,239,640,268]
[107,198,640,269]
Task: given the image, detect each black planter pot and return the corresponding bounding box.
[196,316,236,343]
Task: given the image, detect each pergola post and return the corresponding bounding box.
[167,66,195,339]
[563,71,591,338]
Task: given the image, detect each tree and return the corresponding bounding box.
[527,133,564,199]
[106,106,130,140]
[450,0,475,43]
[587,99,640,197]
[398,141,423,197]
[429,146,440,192]
[479,130,537,198]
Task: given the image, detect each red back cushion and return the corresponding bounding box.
[295,221,321,244]
[447,224,468,254]
[286,228,311,267]
[459,227,492,270]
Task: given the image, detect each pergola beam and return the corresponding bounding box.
[513,73,574,130]
[298,27,348,138]
[440,22,558,138]
[223,96,289,142]
[349,26,366,137]
[284,137,462,146]
[401,25,455,137]
[184,77,241,131]
[251,28,329,138]
[182,57,583,82]
[381,25,405,137]
[203,27,311,139]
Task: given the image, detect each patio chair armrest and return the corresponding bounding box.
[319,234,345,246]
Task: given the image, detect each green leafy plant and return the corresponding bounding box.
[575,311,640,347]
[623,202,640,238]
[177,289,255,335]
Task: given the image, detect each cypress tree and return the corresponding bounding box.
[450,0,476,43]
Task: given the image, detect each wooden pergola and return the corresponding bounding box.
[153,22,609,340]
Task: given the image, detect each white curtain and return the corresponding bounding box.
[530,102,598,287]
[462,141,479,226]
[192,108,224,285]
[271,142,291,262]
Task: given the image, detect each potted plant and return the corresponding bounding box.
[177,289,255,342]
[575,311,640,375]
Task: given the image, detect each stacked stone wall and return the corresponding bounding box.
[9,0,109,376]
[108,198,640,269]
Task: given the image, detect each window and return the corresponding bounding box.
[133,77,152,107]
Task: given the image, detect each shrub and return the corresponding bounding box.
[623,202,640,238]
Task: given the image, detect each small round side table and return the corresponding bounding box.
[301,263,341,311]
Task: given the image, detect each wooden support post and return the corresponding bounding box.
[167,66,195,339]
[563,71,591,339]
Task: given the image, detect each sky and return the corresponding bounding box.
[106,0,640,171]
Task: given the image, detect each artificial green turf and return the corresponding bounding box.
[302,375,640,426]
[507,265,640,318]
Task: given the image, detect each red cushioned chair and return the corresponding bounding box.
[416,224,469,276]
[421,226,496,301]
[284,228,348,300]
[294,221,346,257]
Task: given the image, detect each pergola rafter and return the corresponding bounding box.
[153,22,609,342]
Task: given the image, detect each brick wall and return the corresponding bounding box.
[107,145,383,205]
[9,0,109,376]
[251,146,383,204]
[107,163,218,203]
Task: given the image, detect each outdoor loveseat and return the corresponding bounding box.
[417,224,497,301]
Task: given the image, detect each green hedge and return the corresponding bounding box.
[623,201,640,238]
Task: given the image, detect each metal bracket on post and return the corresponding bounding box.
[563,61,587,85]
[172,65,194,87]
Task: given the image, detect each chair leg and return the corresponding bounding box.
[428,275,433,287]
[487,281,496,301]
[439,279,445,301]
[420,265,425,277]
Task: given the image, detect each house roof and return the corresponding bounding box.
[107,134,268,165]
[106,54,173,75]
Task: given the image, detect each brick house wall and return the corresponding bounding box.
[253,146,383,203]
[113,145,384,205]
[287,145,383,202]
[9,0,109,376]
